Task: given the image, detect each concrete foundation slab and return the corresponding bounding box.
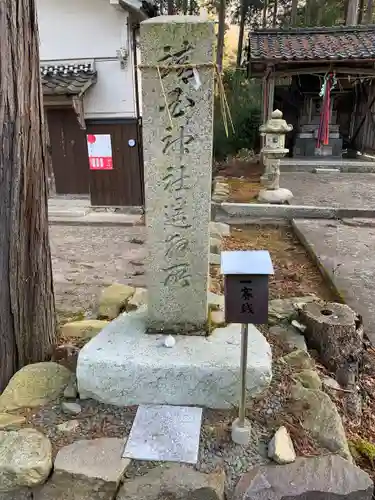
[77,307,272,409]
[293,219,375,344]
[123,405,202,464]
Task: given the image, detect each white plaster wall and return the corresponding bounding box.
[37,0,137,118]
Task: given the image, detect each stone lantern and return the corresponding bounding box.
[258,110,293,204]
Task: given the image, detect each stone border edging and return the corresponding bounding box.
[291,220,346,304]
[212,203,375,222]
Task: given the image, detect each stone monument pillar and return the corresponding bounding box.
[258,110,293,204]
[140,16,215,334]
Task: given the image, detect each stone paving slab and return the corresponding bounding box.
[284,172,375,208]
[123,405,202,464]
[292,218,375,344]
[50,225,146,315]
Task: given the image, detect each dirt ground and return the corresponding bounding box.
[51,222,335,327]
[210,225,336,302]
[216,157,263,203]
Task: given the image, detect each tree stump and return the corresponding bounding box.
[299,302,363,376]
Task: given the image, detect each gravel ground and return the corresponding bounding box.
[22,399,270,498]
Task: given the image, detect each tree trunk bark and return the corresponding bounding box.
[358,0,365,22]
[0,0,56,391]
[167,0,175,14]
[365,0,373,22]
[291,0,298,24]
[262,0,268,26]
[236,0,247,68]
[272,0,278,26]
[216,0,226,72]
[346,0,359,23]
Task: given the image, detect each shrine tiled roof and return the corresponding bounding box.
[249,25,375,63]
[41,62,97,96]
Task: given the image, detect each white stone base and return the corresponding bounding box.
[77,306,272,409]
[258,188,293,204]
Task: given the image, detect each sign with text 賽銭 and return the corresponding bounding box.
[87,134,113,170]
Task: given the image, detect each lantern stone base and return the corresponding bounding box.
[77,306,272,410]
[258,188,293,204]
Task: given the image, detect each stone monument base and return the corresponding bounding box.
[258,188,293,204]
[77,306,272,409]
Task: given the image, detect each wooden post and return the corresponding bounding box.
[267,76,275,118]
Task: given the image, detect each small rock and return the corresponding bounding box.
[0,413,26,430]
[336,362,358,388]
[290,383,351,461]
[127,287,147,310]
[98,283,135,320]
[323,376,343,391]
[281,350,315,371]
[56,420,80,433]
[163,335,176,348]
[268,296,320,325]
[234,455,373,500]
[209,221,230,239]
[36,438,130,500]
[61,402,82,415]
[129,237,144,245]
[208,292,224,311]
[269,325,307,352]
[116,464,225,500]
[268,426,296,464]
[210,237,222,255]
[344,390,362,419]
[63,383,78,400]
[51,344,80,372]
[0,362,74,411]
[210,309,225,327]
[294,369,322,390]
[61,320,109,340]
[291,319,306,332]
[0,429,52,490]
[210,253,221,265]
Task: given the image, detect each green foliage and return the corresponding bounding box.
[213,69,261,161]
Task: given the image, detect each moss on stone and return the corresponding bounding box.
[351,438,375,464]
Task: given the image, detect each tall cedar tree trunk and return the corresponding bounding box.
[236,0,247,68]
[365,0,373,22]
[0,0,56,390]
[346,0,359,23]
[291,0,298,24]
[217,0,226,72]
[167,0,175,14]
[272,0,278,26]
[358,0,364,22]
[262,0,268,26]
